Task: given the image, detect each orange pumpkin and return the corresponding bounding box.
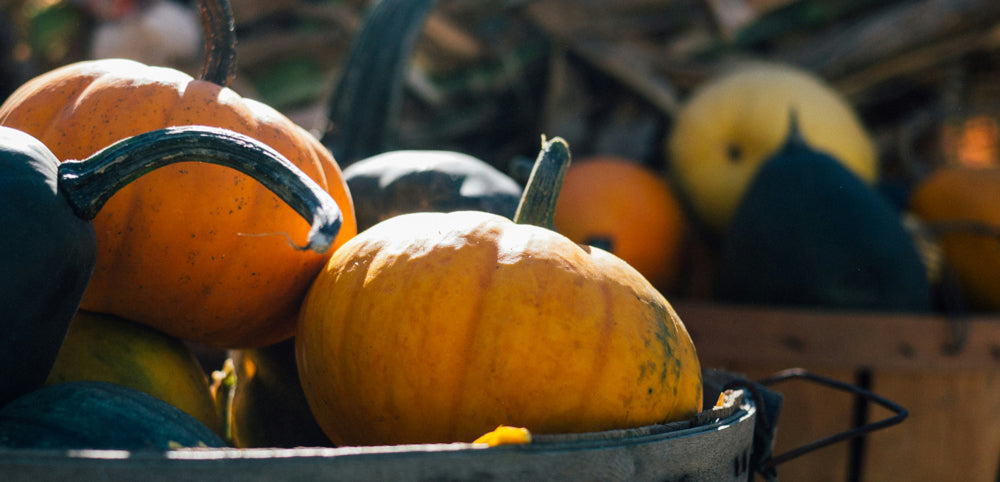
[553,155,687,292]
[296,139,702,446]
[0,0,356,348]
[909,165,1000,310]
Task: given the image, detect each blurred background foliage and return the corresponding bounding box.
[3,0,1000,185]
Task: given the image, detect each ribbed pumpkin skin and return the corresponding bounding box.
[0,59,357,348]
[296,211,702,446]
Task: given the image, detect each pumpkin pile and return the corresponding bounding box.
[15,0,992,460]
[664,62,942,312]
[663,60,1000,316]
[0,13,357,349]
[0,0,706,453]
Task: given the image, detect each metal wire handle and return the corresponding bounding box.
[737,368,909,473]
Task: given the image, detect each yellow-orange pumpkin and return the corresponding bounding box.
[0,6,356,348]
[553,155,687,292]
[296,139,702,446]
[46,311,219,434]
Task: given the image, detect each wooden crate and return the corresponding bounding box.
[675,301,1000,481]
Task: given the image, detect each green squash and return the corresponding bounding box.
[318,0,521,232]
[0,125,342,407]
[344,150,523,232]
[714,122,931,311]
[0,126,96,408]
[318,0,437,164]
[0,381,225,449]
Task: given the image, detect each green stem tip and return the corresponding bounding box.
[513,136,572,229]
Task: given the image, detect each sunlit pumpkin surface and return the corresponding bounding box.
[297,211,702,446]
[0,59,357,348]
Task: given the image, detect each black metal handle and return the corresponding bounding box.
[750,368,908,471]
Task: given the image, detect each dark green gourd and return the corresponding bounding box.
[318,0,437,165]
[0,381,226,449]
[317,0,522,232]
[0,125,342,408]
[714,121,931,311]
[0,127,97,408]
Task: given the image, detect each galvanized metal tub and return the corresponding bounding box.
[0,389,756,481]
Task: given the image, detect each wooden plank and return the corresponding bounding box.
[677,302,1000,480]
[674,301,1000,372]
[862,370,1000,481]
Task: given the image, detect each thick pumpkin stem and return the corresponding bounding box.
[57,126,342,254]
[198,0,238,87]
[514,137,571,229]
[319,0,437,165]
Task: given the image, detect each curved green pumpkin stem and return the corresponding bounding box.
[513,136,572,229]
[318,0,437,165]
[57,126,342,254]
[198,0,238,87]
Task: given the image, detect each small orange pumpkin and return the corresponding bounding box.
[0,0,356,348]
[296,139,702,446]
[553,155,687,292]
[909,165,1000,310]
